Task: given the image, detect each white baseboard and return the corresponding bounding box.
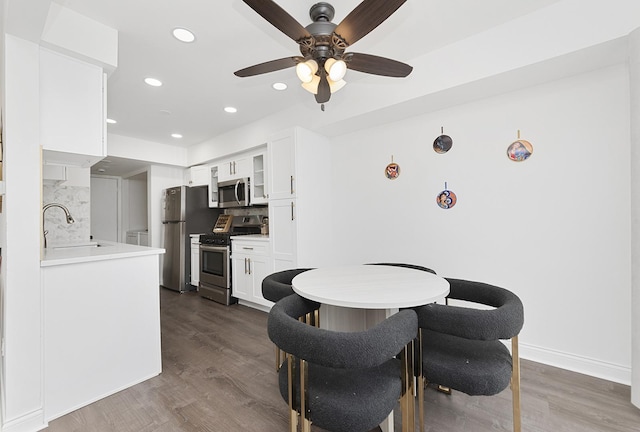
[520,342,631,385]
[1,409,46,432]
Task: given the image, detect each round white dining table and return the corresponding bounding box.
[291,264,450,310]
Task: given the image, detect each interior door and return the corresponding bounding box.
[90,176,119,242]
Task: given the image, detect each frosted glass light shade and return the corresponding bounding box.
[301,75,320,94]
[296,60,318,83]
[325,58,347,81]
[328,78,346,93]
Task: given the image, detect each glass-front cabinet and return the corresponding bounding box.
[209,165,218,208]
[251,152,268,205]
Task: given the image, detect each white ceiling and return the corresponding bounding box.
[45,0,562,175]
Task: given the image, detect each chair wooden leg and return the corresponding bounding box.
[275,345,281,371]
[287,353,298,432]
[511,336,522,432]
[418,329,425,432]
[399,339,416,432]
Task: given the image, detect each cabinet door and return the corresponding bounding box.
[209,166,219,208]
[40,48,105,166]
[190,245,200,286]
[234,157,252,179]
[186,165,209,187]
[269,199,297,269]
[268,132,296,200]
[218,157,251,182]
[251,152,268,205]
[231,254,251,301]
[249,254,271,306]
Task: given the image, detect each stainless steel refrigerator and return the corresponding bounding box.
[161,185,219,292]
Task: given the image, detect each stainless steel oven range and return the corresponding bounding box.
[199,215,262,305]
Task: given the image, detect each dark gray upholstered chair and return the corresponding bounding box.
[414,278,524,432]
[368,262,437,274]
[262,268,315,371]
[268,293,418,432]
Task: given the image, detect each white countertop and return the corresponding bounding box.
[292,265,450,309]
[230,234,269,241]
[41,240,165,267]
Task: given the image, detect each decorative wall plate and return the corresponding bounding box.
[436,185,457,209]
[385,162,400,179]
[507,132,533,162]
[433,127,453,154]
[433,135,453,154]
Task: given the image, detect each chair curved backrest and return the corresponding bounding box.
[367,262,437,275]
[261,268,314,303]
[268,294,419,432]
[268,293,417,369]
[417,278,523,341]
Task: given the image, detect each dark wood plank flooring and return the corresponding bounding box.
[46,289,640,431]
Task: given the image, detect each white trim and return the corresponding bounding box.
[521,342,631,385]
[1,409,46,432]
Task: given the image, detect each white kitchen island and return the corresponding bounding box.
[41,241,165,422]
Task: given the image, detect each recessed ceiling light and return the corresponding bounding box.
[172,27,196,43]
[159,109,172,115]
[97,168,106,173]
[224,106,238,113]
[144,77,163,87]
[106,118,117,124]
[272,82,287,90]
[171,133,183,139]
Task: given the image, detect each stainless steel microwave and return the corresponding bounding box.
[218,178,250,208]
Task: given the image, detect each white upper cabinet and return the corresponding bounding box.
[268,131,296,200]
[185,165,209,187]
[209,165,219,208]
[251,151,268,205]
[40,48,106,167]
[217,156,251,182]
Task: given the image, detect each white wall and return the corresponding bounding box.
[330,64,632,384]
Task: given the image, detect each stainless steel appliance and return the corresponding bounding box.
[218,177,250,208]
[199,215,262,304]
[161,185,219,293]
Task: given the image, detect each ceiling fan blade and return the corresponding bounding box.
[242,0,312,43]
[346,53,413,77]
[315,71,331,104]
[333,0,406,47]
[234,56,302,77]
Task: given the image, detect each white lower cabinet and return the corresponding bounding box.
[231,238,272,310]
[190,234,201,286]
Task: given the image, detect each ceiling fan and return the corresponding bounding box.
[234,0,413,107]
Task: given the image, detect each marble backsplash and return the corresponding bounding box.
[42,183,91,246]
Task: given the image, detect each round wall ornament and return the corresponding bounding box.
[436,182,457,209]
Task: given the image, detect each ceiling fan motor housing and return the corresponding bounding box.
[303,3,341,64]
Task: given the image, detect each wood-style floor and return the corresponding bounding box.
[46,289,640,432]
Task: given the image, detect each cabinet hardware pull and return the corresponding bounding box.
[248,258,252,275]
[290,176,294,195]
[243,247,254,250]
[244,257,248,274]
[233,161,236,174]
[291,201,295,220]
[229,162,232,176]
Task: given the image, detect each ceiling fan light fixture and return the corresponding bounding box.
[296,59,318,83]
[325,58,347,82]
[328,78,346,93]
[301,75,320,94]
